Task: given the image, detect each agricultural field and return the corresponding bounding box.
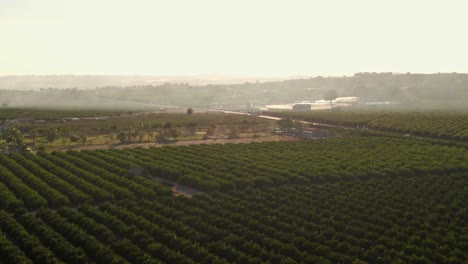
[6,112,274,151]
[86,137,468,192]
[266,111,468,141]
[0,107,131,120]
[3,1,468,263]
[0,132,467,263]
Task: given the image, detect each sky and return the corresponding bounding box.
[1,0,468,77]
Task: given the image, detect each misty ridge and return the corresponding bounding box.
[1,72,467,110]
[0,75,298,90]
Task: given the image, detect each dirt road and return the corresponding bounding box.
[59,135,299,151]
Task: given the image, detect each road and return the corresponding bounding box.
[206,109,339,128]
[95,96,338,128]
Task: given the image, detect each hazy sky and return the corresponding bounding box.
[1,0,467,76]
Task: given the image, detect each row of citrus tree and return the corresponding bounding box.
[1,173,465,263]
[0,151,171,210]
[266,111,468,141]
[74,137,468,192]
[1,136,466,205]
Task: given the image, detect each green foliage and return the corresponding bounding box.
[0,210,62,263]
[0,108,127,120]
[0,181,24,211]
[117,131,127,144]
[105,137,468,191]
[267,111,468,141]
[47,129,58,144]
[0,133,466,263]
[0,127,26,151]
[186,122,197,134]
[0,229,33,264]
[277,118,296,130]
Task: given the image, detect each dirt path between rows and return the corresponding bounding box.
[151,176,203,198]
[58,135,299,151]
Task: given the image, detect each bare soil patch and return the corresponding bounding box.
[59,135,299,151]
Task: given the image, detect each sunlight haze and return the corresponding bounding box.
[1,0,467,76]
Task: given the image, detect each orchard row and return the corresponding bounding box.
[266,111,468,141]
[90,137,468,192]
[1,174,466,263]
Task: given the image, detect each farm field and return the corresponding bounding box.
[0,133,467,263]
[4,1,468,263]
[1,174,466,264]
[0,108,130,120]
[6,112,274,152]
[96,137,468,191]
[67,135,298,152]
[266,111,468,141]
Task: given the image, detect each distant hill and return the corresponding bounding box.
[0,72,467,110]
[0,75,298,90]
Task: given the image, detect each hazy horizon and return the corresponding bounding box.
[2,0,468,76]
[1,72,467,78]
